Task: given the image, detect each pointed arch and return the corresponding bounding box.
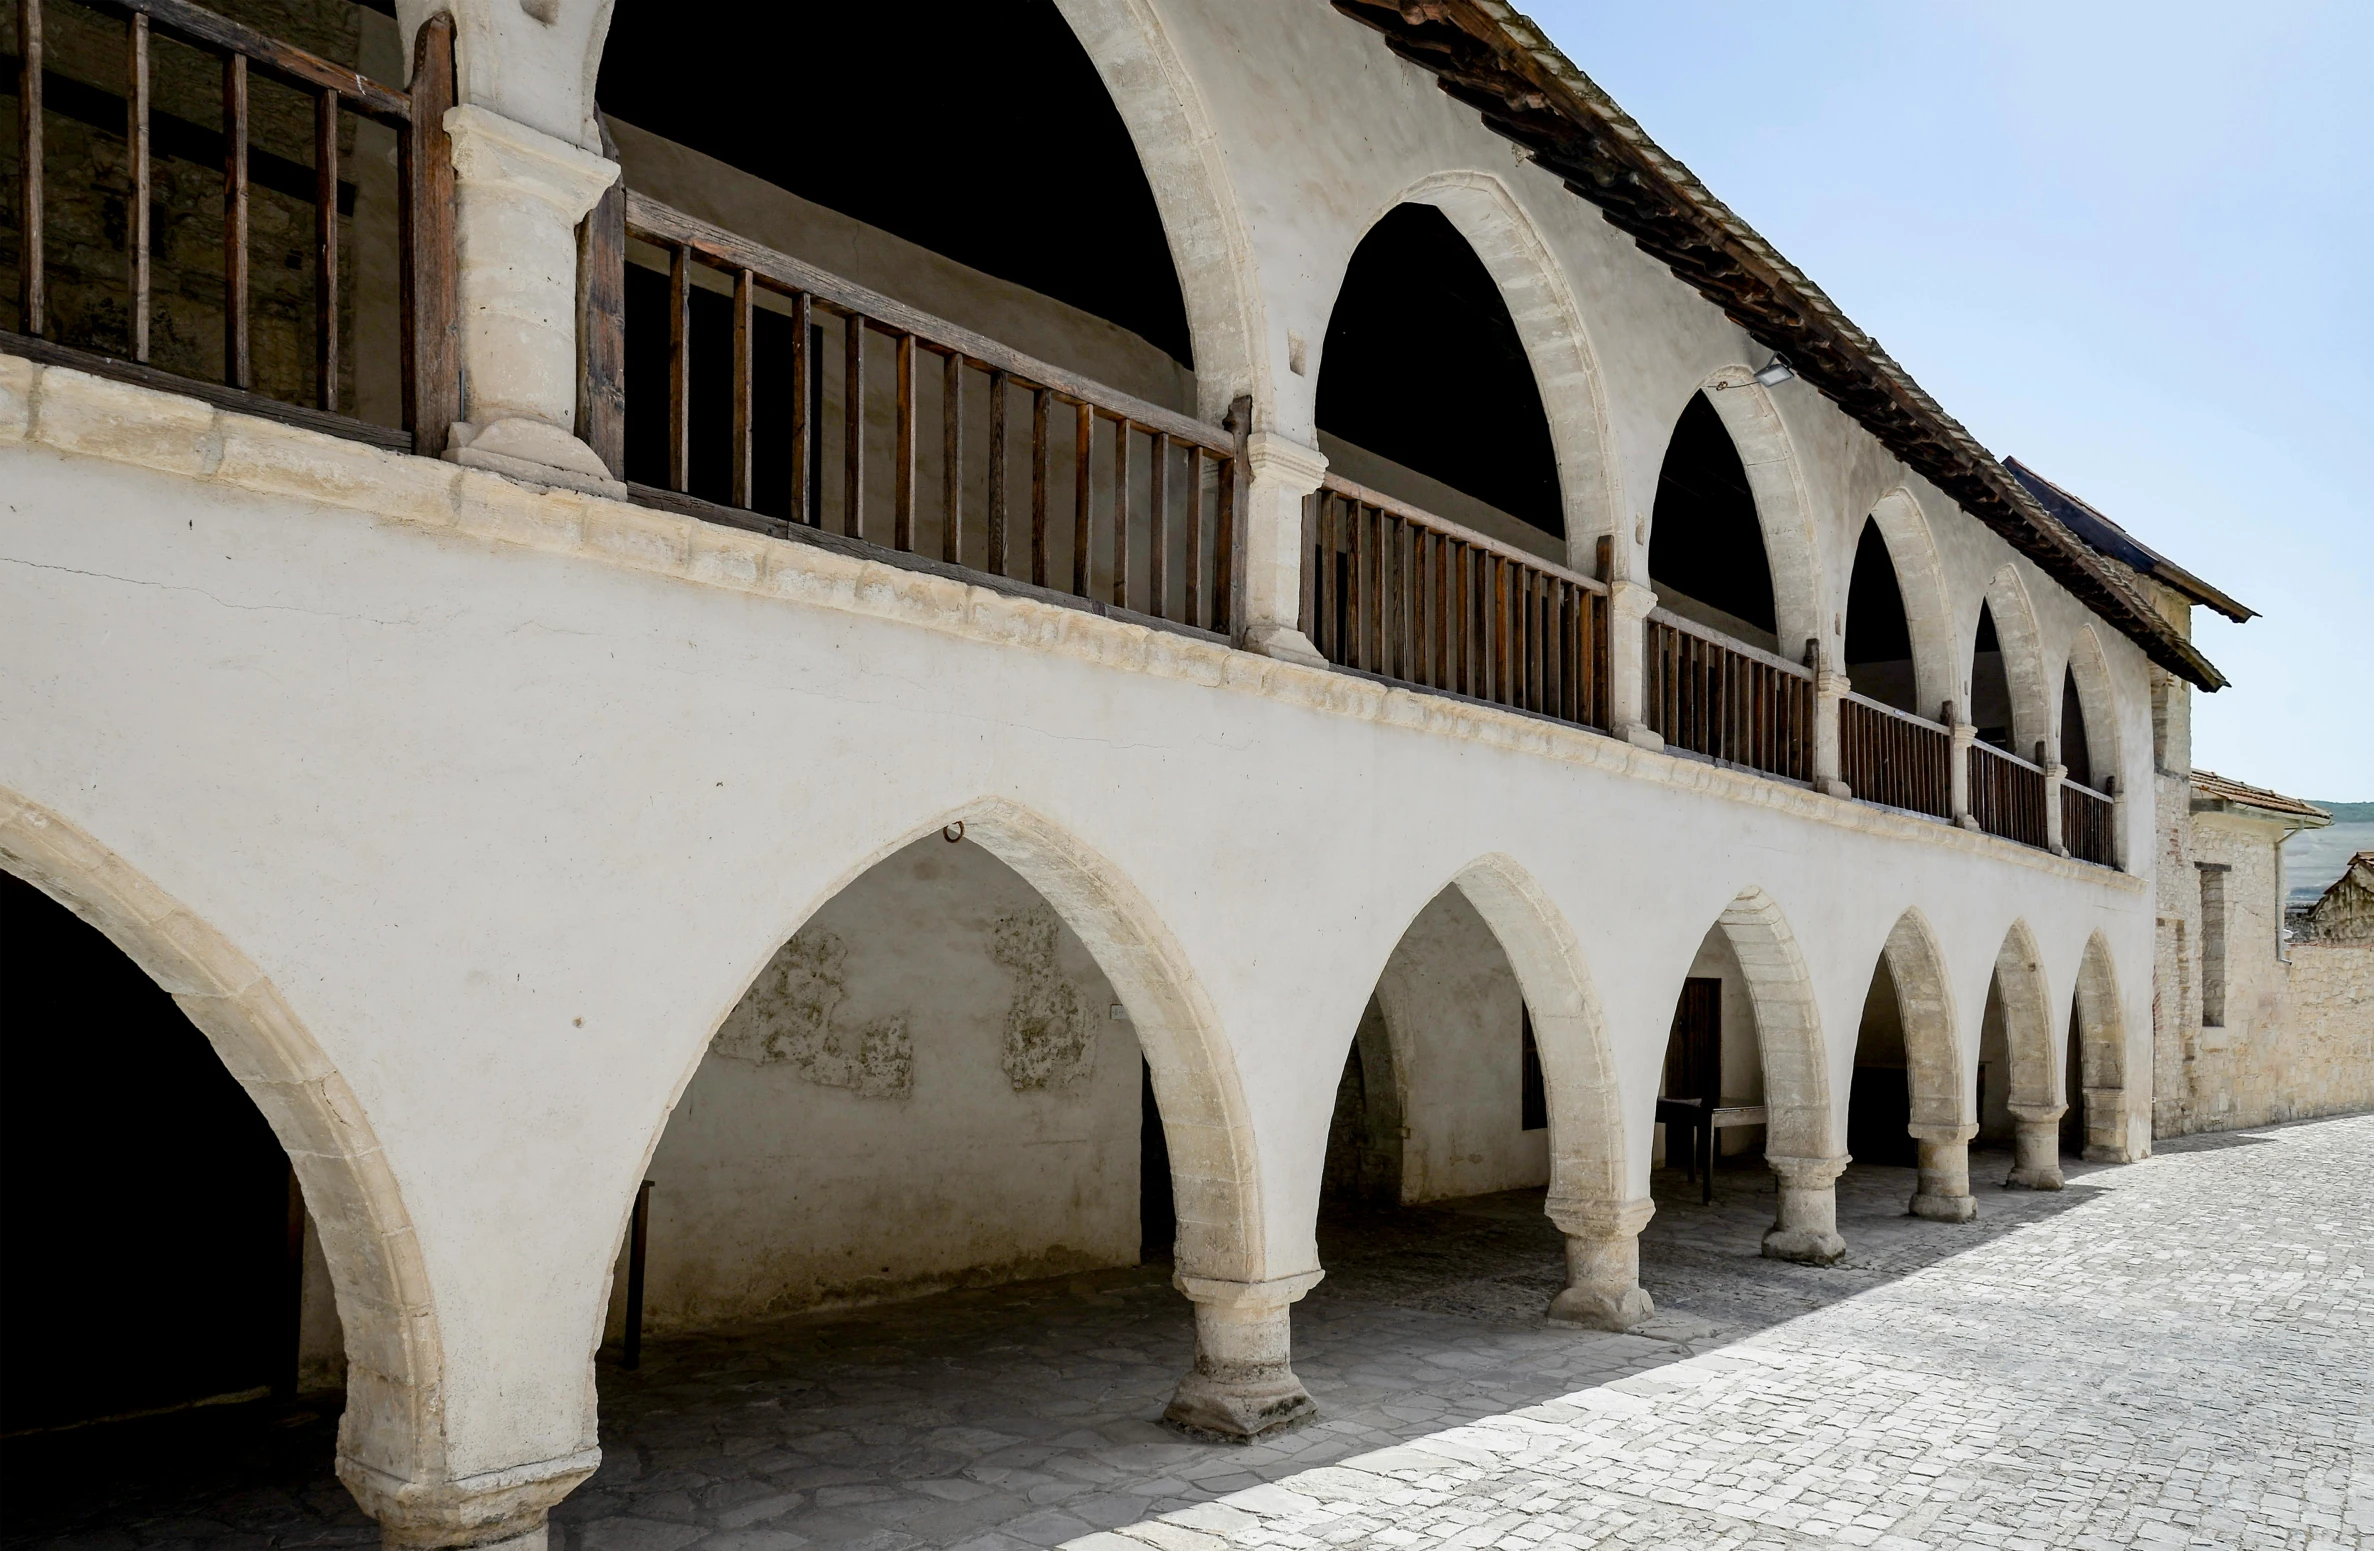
[0,786,443,1516]
[1879,909,1965,1129]
[1395,171,1621,566]
[1053,0,1264,420]
[1443,854,1626,1210]
[1992,920,2059,1114]
[2061,625,2123,791]
[1977,565,2053,759]
[2071,932,2129,1161]
[1861,488,1957,721]
[1682,371,1825,659]
[1715,887,1832,1159]
[656,796,1265,1291]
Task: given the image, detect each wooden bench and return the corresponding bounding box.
[1656,1095,1769,1204]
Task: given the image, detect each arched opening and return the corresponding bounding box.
[2059,666,2093,787]
[1315,204,1565,554]
[1973,923,2059,1185]
[1843,519,1918,714]
[1,873,316,1434]
[1846,912,1968,1220]
[595,0,1200,505]
[2066,934,2128,1161]
[1650,394,1778,652]
[1970,602,2015,750]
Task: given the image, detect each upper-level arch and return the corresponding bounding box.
[1973,564,2052,756]
[1850,489,1957,719]
[2060,625,2122,790]
[1649,373,1824,659]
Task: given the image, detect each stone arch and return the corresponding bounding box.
[2061,625,2123,791]
[1878,908,1965,1129]
[1977,564,2053,759]
[2071,931,2129,1161]
[1713,887,1832,1160]
[1993,919,2059,1113]
[1053,0,1265,421]
[1681,370,1826,659]
[1438,854,1626,1211]
[1394,171,1621,566]
[653,795,1265,1293]
[1862,488,1958,720]
[0,787,444,1528]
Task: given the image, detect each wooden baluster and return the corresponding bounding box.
[1147,432,1168,621]
[787,292,812,524]
[1184,446,1204,628]
[575,117,625,480]
[1072,402,1093,597]
[1214,450,1236,635]
[1111,421,1131,608]
[125,13,150,361]
[18,0,44,336]
[313,87,337,407]
[667,243,691,492]
[985,369,1007,574]
[1316,494,1337,661]
[892,332,915,550]
[220,53,249,387]
[730,268,755,511]
[399,13,457,455]
[1400,520,1416,681]
[843,314,865,538]
[941,351,962,563]
[1030,388,1050,586]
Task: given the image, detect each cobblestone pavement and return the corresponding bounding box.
[4,1119,2366,1551]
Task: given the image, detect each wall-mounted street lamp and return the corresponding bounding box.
[1717,353,1796,390]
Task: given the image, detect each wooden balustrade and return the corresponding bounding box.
[1644,612,1813,780]
[1838,692,1952,819]
[2062,777,2115,866]
[1299,474,1608,729]
[6,0,456,452]
[1968,739,2048,849]
[593,191,1241,637]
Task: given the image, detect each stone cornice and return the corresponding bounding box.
[0,353,2143,897]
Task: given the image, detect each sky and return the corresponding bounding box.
[1521,1,2370,799]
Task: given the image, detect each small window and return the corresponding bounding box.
[2199,865,2229,1028]
[1519,1005,1548,1131]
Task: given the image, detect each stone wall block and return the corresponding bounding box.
[34,368,221,477]
[0,354,36,443]
[215,418,442,521]
[453,469,589,553]
[583,501,692,573]
[763,544,862,612]
[684,524,769,592]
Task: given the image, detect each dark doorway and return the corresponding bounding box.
[1970,603,2014,750]
[1846,959,1915,1168]
[1139,1060,1174,1260]
[2060,667,2093,788]
[2060,1005,2087,1157]
[1843,519,1918,714]
[1649,394,1776,647]
[1316,205,1563,537]
[1,873,299,1434]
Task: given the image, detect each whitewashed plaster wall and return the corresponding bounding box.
[630,836,1137,1333]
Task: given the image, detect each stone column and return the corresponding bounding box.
[1164,1270,1322,1441]
[2042,748,2068,854]
[442,105,625,498]
[341,1452,599,1551]
[1761,1154,1849,1265]
[1543,1195,1656,1330]
[1236,432,1327,666]
[1907,1122,1979,1222]
[1949,712,1978,830]
[1607,579,1662,750]
[1812,654,1852,798]
[2006,1104,2066,1189]
[2106,774,2126,870]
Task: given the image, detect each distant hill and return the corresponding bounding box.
[2285,802,2374,905]
[2311,801,2374,824]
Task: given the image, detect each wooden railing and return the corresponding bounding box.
[592,191,1241,637]
[1968,740,2048,849]
[2063,777,2115,866]
[1299,474,1608,728]
[1839,692,1952,819]
[1645,612,1813,781]
[7,0,456,452]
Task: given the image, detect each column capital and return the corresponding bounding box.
[341,1447,601,1551]
[445,105,619,225]
[1815,670,1852,699]
[1607,576,1659,622]
[1242,431,1328,494]
[2007,1102,2067,1125]
[1949,721,1978,749]
[1907,1121,1980,1144]
[1544,1193,1655,1239]
[1173,1269,1324,1311]
[1765,1153,1850,1189]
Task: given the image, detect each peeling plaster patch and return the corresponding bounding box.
[714,931,914,1099]
[991,907,1093,1092]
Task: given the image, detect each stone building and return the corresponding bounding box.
[0,2,2360,1547]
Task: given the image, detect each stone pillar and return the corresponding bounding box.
[2006,1104,2066,1189]
[1949,711,1978,830]
[1607,579,1662,750]
[341,1452,598,1551]
[1907,1122,1979,1222]
[1543,1196,1656,1330]
[442,105,625,498]
[2081,1088,2132,1164]
[2043,759,2069,855]
[1164,1270,1322,1441]
[1761,1154,1849,1265]
[2106,774,2127,870]
[1236,432,1327,666]
[1812,654,1852,798]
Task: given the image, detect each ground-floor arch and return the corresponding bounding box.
[1985,920,2065,1190]
[1846,909,1980,1221]
[2068,931,2131,1162]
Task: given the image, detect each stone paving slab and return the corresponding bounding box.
[4,1124,2366,1551]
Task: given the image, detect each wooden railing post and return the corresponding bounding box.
[400,12,459,457]
[1810,637,1850,798]
[576,115,626,481]
[1947,702,1978,830]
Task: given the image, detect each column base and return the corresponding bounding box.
[2005,1163,2065,1190]
[1239,621,1328,669]
[1546,1283,1654,1330]
[1543,1195,1656,1330]
[2006,1113,2065,1190]
[1820,779,1852,799]
[1908,1125,1979,1223]
[1909,1190,1978,1222]
[447,418,627,501]
[1760,1226,1847,1265]
[1763,1154,1849,1266]
[1162,1272,1321,1444]
[1620,722,1665,752]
